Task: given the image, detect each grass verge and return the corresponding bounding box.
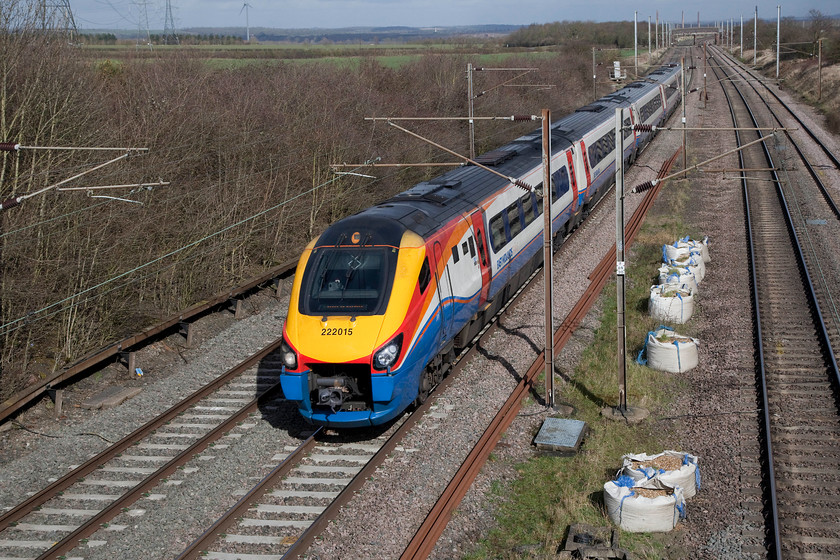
[467,180,706,559]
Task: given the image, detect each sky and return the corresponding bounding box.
[68,0,838,31]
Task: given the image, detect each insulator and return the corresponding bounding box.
[511,115,535,121]
[634,124,655,132]
[0,142,20,152]
[1,197,22,210]
[631,180,657,194]
[511,178,533,192]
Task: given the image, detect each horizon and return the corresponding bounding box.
[67,0,837,32]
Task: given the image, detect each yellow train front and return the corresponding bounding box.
[279,213,443,427]
[278,62,682,427]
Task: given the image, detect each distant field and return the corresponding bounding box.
[81,41,559,70]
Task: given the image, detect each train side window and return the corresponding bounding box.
[623,117,633,141]
[552,167,570,199]
[521,193,536,227]
[536,192,544,215]
[507,202,523,238]
[418,257,431,293]
[489,213,507,251]
[467,236,477,258]
[451,245,460,264]
[462,241,469,256]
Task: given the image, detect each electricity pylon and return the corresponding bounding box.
[37,0,78,41]
[163,0,179,45]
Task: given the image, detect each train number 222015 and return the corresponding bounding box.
[321,328,353,336]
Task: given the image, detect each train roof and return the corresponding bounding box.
[318,64,681,245]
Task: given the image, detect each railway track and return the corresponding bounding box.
[710,47,840,366]
[0,340,290,559]
[711,46,840,559]
[0,183,598,560]
[2,53,693,560]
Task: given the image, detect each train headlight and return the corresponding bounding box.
[373,334,403,371]
[280,338,298,370]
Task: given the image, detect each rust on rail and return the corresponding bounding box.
[401,147,682,560]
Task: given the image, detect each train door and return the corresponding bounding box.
[628,108,639,159]
[658,85,667,125]
[566,150,578,213]
[468,210,491,307]
[433,241,454,339]
[579,140,592,206]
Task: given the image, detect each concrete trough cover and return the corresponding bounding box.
[534,417,586,454]
[81,386,142,410]
[806,219,827,225]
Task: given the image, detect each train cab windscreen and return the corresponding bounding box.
[300,247,398,316]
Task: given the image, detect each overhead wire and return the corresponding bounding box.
[1,59,559,338]
[0,158,377,336]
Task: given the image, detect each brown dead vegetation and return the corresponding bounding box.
[0,2,599,400]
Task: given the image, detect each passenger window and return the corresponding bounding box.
[507,203,522,238]
[489,214,507,251]
[418,258,431,293]
[462,241,469,256]
[467,237,476,258]
[552,167,570,199]
[451,245,459,264]
[521,193,536,227]
[536,194,544,216]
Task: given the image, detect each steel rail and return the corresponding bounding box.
[718,48,840,172]
[0,337,285,534]
[177,430,322,560]
[401,147,682,560]
[36,378,286,559]
[712,48,840,560]
[711,52,783,560]
[711,46,840,221]
[713,51,840,390]
[0,258,297,424]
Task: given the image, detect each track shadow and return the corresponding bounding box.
[495,320,542,355]
[475,342,552,406]
[555,368,609,409]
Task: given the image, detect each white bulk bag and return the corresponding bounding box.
[687,236,710,263]
[620,451,701,499]
[638,326,699,373]
[649,285,695,324]
[657,265,698,294]
[663,252,705,283]
[664,236,710,263]
[604,476,686,532]
[662,243,699,265]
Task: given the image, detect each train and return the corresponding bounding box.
[279,63,682,427]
